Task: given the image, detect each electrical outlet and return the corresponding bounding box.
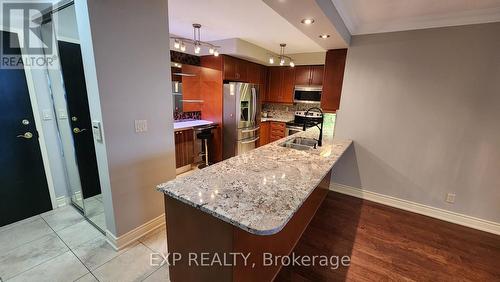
[446,193,456,203]
[134,120,148,133]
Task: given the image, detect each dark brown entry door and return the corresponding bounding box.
[0,31,52,226]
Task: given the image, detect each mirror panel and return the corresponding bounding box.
[42,3,105,232]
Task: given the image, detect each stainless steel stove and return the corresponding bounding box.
[285,110,323,136]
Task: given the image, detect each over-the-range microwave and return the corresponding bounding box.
[293,85,322,103]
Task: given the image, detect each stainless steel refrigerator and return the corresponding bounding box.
[223,82,260,160]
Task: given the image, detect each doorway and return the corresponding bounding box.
[0,31,53,227]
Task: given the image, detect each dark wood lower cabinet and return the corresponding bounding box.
[174,129,194,168]
[269,122,286,142]
[258,122,270,147]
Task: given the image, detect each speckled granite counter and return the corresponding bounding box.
[260,116,293,123]
[157,124,352,236]
[173,119,213,131]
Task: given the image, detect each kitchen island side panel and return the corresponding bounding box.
[165,169,332,282]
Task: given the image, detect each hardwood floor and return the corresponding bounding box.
[275,192,500,281]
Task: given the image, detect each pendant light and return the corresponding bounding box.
[268,43,295,67]
[171,24,220,56]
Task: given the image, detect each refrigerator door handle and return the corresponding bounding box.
[238,136,260,144]
[251,87,257,123]
[241,126,260,133]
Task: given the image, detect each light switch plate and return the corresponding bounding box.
[58,109,67,119]
[135,120,148,133]
[42,109,52,120]
[446,193,456,203]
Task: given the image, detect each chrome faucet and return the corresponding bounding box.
[303,107,324,147]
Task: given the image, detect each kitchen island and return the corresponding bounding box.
[157,122,352,281]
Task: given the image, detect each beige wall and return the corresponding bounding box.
[75,0,175,236]
[333,22,500,223]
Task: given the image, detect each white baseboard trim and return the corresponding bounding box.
[331,183,500,236]
[56,196,70,208]
[105,214,166,251]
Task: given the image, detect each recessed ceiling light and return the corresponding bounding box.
[319,34,330,39]
[301,18,315,25]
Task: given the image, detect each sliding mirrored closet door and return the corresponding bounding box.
[41,2,106,232]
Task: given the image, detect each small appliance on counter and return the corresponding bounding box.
[223,82,260,160]
[286,110,323,136]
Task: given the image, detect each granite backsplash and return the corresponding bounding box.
[174,111,201,121]
[261,103,321,120]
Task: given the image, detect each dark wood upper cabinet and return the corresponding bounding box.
[259,65,268,104]
[266,66,283,103]
[235,59,247,81]
[294,65,324,86]
[282,67,295,103]
[201,55,267,106]
[266,66,295,104]
[204,55,264,84]
[294,66,311,85]
[310,65,324,85]
[223,55,237,80]
[321,49,347,113]
[246,62,261,84]
[222,55,248,81]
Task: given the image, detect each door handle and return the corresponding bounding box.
[17,132,33,139]
[73,128,87,134]
[239,136,260,144]
[241,126,260,133]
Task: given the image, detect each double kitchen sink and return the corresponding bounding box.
[279,137,318,151]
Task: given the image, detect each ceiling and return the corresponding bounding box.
[168,0,500,57]
[167,0,324,54]
[331,0,500,35]
[263,0,349,50]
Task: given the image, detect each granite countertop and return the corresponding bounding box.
[260,111,294,123]
[157,122,352,236]
[261,117,293,123]
[173,120,213,130]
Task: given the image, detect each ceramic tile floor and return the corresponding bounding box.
[0,205,169,282]
[83,195,106,232]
